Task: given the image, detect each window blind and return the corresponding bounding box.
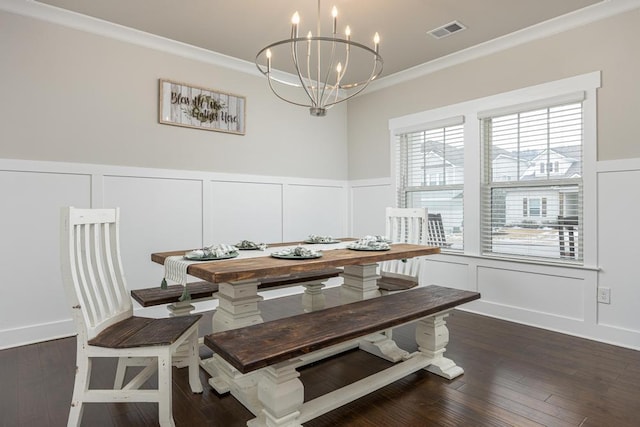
[395,119,464,250]
[481,102,583,262]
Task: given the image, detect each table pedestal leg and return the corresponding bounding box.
[203,280,263,377]
[340,264,409,362]
[212,280,263,332]
[340,264,380,303]
[302,280,326,312]
[416,311,464,379]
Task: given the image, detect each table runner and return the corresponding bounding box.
[161,255,199,300]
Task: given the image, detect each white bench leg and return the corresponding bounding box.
[359,331,410,362]
[167,300,195,316]
[416,312,464,379]
[250,362,303,427]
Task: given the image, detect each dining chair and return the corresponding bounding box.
[557,215,579,259]
[378,207,428,293]
[60,207,203,427]
[426,213,453,248]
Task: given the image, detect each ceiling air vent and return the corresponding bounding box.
[428,21,466,39]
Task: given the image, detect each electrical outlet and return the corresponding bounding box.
[597,287,611,304]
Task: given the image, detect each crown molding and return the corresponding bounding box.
[370,0,640,92]
[2,0,640,90]
[0,0,260,76]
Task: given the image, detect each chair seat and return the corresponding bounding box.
[377,273,419,292]
[88,315,202,349]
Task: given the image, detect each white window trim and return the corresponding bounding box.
[390,71,600,269]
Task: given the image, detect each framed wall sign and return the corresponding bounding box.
[158,79,246,135]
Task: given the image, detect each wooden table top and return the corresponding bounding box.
[151,243,440,284]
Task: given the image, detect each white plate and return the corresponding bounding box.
[184,252,239,261]
[346,245,390,251]
[271,253,323,260]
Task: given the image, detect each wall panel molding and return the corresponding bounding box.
[0,158,348,350]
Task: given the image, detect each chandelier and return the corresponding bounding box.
[255,0,383,117]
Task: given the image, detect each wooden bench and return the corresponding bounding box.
[131,268,343,314]
[204,285,480,426]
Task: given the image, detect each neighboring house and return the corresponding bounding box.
[492,153,529,182]
[407,140,464,235]
[409,140,581,234]
[408,140,464,187]
[501,146,582,227]
[520,147,581,180]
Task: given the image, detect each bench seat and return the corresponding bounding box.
[205,285,479,374]
[131,281,218,307]
[130,268,342,308]
[204,285,479,426]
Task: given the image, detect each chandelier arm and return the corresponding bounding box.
[322,55,383,108]
[266,73,314,108]
[331,48,383,90]
[340,42,350,82]
[306,39,316,105]
[326,40,350,105]
[290,38,317,107]
[318,38,339,109]
[332,69,344,105]
[315,0,321,106]
[325,41,350,105]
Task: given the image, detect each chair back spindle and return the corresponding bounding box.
[61,207,132,342]
[382,207,428,277]
[426,213,448,246]
[557,215,579,259]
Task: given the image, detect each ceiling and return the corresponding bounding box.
[35,0,604,78]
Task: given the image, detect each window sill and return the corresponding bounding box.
[427,251,600,272]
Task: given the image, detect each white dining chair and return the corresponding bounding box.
[378,207,428,293]
[60,207,203,427]
[426,213,453,247]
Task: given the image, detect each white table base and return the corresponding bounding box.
[203,260,460,422]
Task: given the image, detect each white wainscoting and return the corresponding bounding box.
[352,163,640,350]
[3,159,640,350]
[597,160,640,336]
[0,169,92,348]
[0,159,348,349]
[349,178,394,237]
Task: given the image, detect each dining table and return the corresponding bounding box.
[151,239,440,404]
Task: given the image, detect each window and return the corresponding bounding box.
[390,71,598,266]
[481,101,583,261]
[395,119,464,250]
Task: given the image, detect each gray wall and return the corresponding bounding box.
[347,8,640,180]
[0,10,348,180]
[346,7,640,350]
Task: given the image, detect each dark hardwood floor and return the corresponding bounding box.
[2,288,639,427]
